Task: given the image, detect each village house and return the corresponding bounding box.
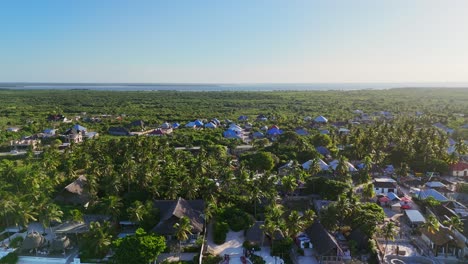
[450,161,468,177]
[151,198,205,243]
[373,178,397,195]
[305,222,350,264]
[54,175,90,206]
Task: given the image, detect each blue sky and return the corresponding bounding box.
[1,0,467,83]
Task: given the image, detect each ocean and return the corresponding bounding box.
[0,82,467,91]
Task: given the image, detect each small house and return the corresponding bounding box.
[314,116,328,123]
[108,127,130,136]
[151,198,204,242]
[405,210,425,227]
[373,178,397,195]
[450,162,468,177]
[55,175,90,206]
[306,222,350,263]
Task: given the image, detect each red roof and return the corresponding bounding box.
[451,162,468,171]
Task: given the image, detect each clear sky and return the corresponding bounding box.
[1,0,468,83]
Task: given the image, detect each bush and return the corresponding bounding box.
[213,221,229,244]
[9,237,23,248]
[0,252,18,264]
[249,254,266,264]
[271,237,293,257]
[183,245,201,253]
[194,254,222,264]
[217,207,254,232]
[243,240,260,251]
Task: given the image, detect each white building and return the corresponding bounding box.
[373,178,397,195]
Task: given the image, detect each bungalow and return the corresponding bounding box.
[54,175,90,206]
[305,222,349,263]
[151,198,205,242]
[373,178,397,195]
[450,162,468,177]
[314,116,328,123]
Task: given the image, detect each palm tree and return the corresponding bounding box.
[261,220,279,248]
[99,195,123,223]
[454,139,468,155]
[127,200,147,226]
[281,175,298,199]
[173,216,192,258]
[443,216,463,232]
[13,199,37,230]
[380,222,397,254]
[38,202,63,235]
[421,214,440,234]
[0,197,15,241]
[362,183,375,201]
[308,158,322,177]
[335,156,350,182]
[285,209,316,238]
[82,221,113,258]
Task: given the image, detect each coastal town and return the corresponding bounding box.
[0,90,467,264]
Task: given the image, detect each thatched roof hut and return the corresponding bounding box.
[55,175,90,205]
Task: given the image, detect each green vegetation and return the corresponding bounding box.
[0,252,18,264]
[0,88,467,261]
[112,228,166,264]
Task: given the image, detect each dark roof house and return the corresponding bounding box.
[108,127,130,136]
[151,198,205,235]
[305,222,343,257]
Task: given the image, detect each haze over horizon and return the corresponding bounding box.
[1,0,468,84]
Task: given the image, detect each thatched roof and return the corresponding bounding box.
[22,231,46,250]
[305,222,341,256]
[55,175,90,205]
[151,198,204,235]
